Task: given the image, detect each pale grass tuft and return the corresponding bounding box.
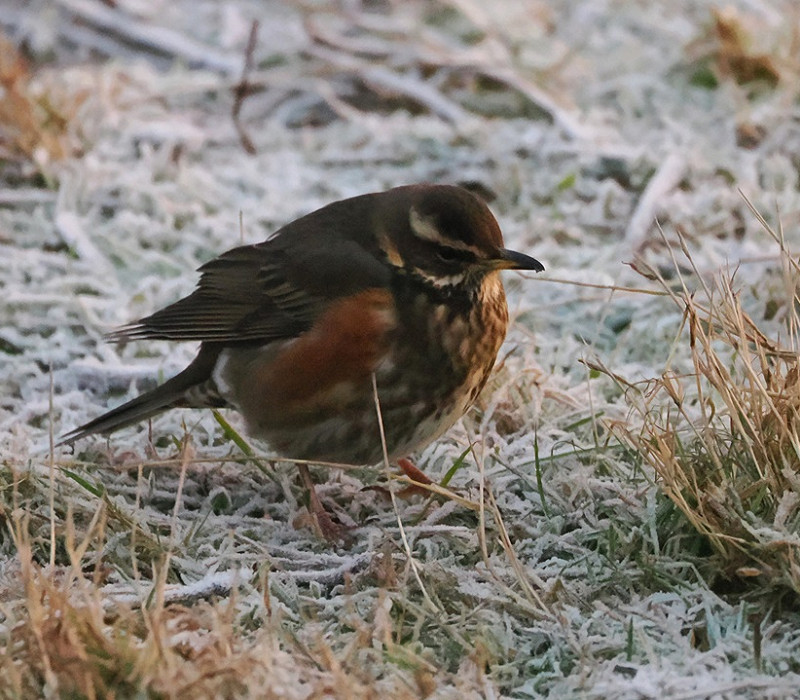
[597,212,800,598]
[0,503,435,699]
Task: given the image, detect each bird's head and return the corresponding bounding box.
[377,185,544,291]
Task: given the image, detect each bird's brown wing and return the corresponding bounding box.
[107,234,391,343]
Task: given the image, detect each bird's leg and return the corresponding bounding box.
[297,463,350,542]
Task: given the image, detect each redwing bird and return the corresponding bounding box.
[60,184,543,536]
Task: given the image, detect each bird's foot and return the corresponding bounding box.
[297,464,353,543]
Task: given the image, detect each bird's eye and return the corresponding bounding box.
[436,247,460,263]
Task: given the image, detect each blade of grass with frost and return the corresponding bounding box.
[563,411,605,432]
[410,445,472,525]
[534,434,550,518]
[626,618,634,661]
[213,410,254,457]
[62,468,162,552]
[62,468,105,498]
[213,409,277,479]
[440,445,472,487]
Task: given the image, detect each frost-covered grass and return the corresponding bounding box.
[2,1,800,697]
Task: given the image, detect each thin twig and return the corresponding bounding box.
[232,20,260,155]
[533,275,672,296]
[372,373,439,614]
[48,365,56,570]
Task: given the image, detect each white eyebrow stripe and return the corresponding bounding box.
[409,207,442,242]
[408,207,481,253]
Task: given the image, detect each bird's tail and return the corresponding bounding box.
[58,345,223,446]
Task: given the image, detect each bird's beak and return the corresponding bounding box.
[490,248,545,272]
